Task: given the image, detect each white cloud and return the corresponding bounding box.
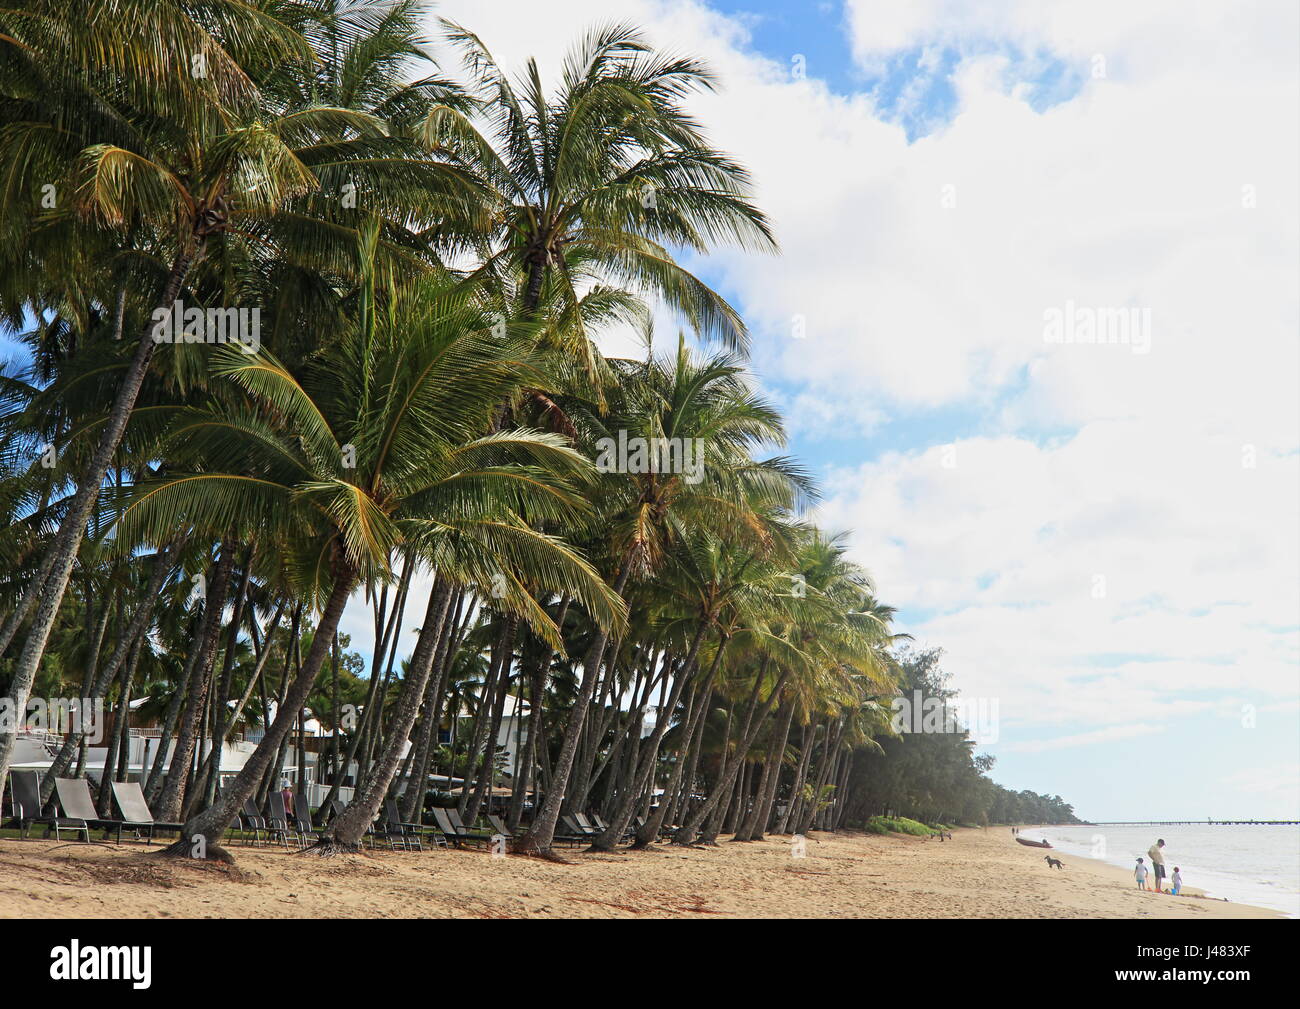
[1003,722,1164,753]
[388,2,1300,763]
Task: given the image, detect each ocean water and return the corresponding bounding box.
[1024,823,1300,918]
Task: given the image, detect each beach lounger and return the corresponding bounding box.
[109,781,184,844]
[294,793,320,838]
[589,812,634,841]
[267,792,304,849]
[561,813,597,837]
[367,800,420,852]
[383,797,445,849]
[431,807,490,846]
[240,798,270,846]
[52,777,121,842]
[7,771,89,843]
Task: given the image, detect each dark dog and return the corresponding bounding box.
[1044,855,1064,870]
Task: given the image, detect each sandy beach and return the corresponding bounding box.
[0,827,1282,919]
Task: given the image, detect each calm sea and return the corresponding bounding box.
[1025,823,1300,918]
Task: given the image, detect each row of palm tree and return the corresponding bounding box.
[0,1,1046,862]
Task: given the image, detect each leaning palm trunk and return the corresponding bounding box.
[464,616,519,827]
[95,638,144,815]
[40,542,178,802]
[796,719,845,836]
[156,544,235,822]
[631,644,728,849]
[734,700,795,841]
[457,616,512,818]
[0,244,202,793]
[514,564,632,856]
[162,562,356,860]
[399,589,465,822]
[311,579,452,853]
[589,629,708,851]
[673,670,790,846]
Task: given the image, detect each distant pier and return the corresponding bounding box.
[1085,819,1299,826]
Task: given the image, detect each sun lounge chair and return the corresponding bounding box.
[240,798,270,846]
[294,793,319,837]
[7,771,89,843]
[588,812,634,841]
[53,777,123,842]
[365,800,421,852]
[267,792,304,849]
[561,813,597,837]
[486,814,519,838]
[431,806,490,846]
[109,781,184,844]
[383,797,446,849]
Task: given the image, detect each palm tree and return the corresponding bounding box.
[112,270,620,858]
[514,335,808,853]
[430,21,776,343]
[0,0,489,792]
[0,0,317,787]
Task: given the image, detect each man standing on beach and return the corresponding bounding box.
[1147,839,1167,892]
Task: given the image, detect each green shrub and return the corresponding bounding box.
[865,815,937,836]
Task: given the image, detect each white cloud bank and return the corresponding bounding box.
[334,3,1299,769]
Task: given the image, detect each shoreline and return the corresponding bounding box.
[0,827,1283,919]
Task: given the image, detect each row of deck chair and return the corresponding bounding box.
[4,771,184,844]
[3,771,670,852]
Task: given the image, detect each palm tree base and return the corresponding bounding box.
[301,837,362,857]
[509,839,572,863]
[156,838,236,864]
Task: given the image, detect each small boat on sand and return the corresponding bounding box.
[1015,837,1053,848]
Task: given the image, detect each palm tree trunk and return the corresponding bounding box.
[735,700,794,841]
[164,561,357,859]
[144,614,203,805]
[590,628,707,851]
[0,243,202,792]
[399,589,466,821]
[632,641,727,849]
[313,578,452,852]
[156,543,235,821]
[96,637,143,816]
[201,547,253,807]
[673,669,790,846]
[464,616,518,827]
[514,563,632,855]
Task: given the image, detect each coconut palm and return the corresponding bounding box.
[429,20,776,348]
[107,268,621,857]
[513,335,809,854]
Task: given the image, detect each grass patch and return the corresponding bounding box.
[864,816,938,836]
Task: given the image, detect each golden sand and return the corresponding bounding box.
[0,826,1282,919]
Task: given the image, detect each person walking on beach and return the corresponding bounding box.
[1134,857,1149,890]
[1148,839,1167,893]
[1171,867,1182,896]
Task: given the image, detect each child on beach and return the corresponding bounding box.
[1171,867,1182,895]
[1135,857,1149,890]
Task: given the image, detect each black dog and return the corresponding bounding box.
[1044,855,1064,870]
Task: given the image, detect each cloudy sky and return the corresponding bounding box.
[369,0,1300,823]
